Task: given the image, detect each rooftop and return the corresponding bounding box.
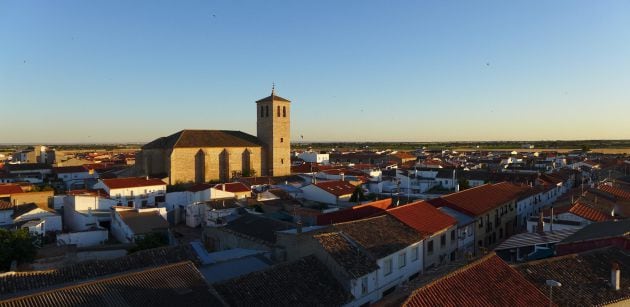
[142,129,262,149]
[437,182,527,216]
[0,245,199,299]
[117,210,169,235]
[313,232,379,278]
[387,201,457,237]
[213,255,350,307]
[312,180,357,196]
[333,215,420,259]
[1,261,222,307]
[517,247,630,306]
[560,220,630,245]
[102,177,166,189]
[223,213,294,245]
[403,253,551,307]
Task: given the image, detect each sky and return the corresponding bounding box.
[1,1,629,144]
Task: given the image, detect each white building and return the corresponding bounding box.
[329,215,425,305]
[53,166,98,190]
[63,193,117,231]
[93,177,167,208]
[298,151,330,164]
[301,181,356,205]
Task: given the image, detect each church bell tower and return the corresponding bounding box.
[256,85,291,176]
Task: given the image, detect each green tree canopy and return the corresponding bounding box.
[0,229,37,271]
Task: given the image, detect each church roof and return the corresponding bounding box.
[142,130,262,149]
[255,93,291,103]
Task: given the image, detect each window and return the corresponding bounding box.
[383,258,393,276]
[281,158,284,164]
[428,240,434,254]
[478,218,483,227]
[277,106,280,117]
[260,105,264,118]
[450,230,456,241]
[361,277,368,295]
[411,246,419,261]
[280,137,283,143]
[440,234,446,247]
[398,252,406,268]
[265,105,269,117]
[283,106,286,117]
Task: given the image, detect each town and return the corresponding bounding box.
[0,89,629,306]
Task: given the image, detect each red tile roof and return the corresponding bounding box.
[102,177,166,189]
[388,201,457,236]
[403,253,553,307]
[569,202,612,222]
[0,184,24,195]
[316,199,392,225]
[598,184,630,200]
[213,182,251,193]
[312,180,357,197]
[437,182,526,216]
[0,200,13,211]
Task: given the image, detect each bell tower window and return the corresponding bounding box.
[265,105,269,117]
[277,106,280,117]
[283,106,286,117]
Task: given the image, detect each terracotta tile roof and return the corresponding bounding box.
[142,129,262,149]
[312,180,356,197]
[0,184,23,195]
[102,177,166,189]
[1,261,222,306]
[313,232,379,278]
[599,184,630,200]
[0,200,13,211]
[316,198,392,225]
[52,166,88,174]
[0,245,199,299]
[333,215,420,259]
[213,182,251,193]
[569,202,612,222]
[117,210,169,235]
[214,255,351,307]
[517,247,630,306]
[404,253,552,307]
[388,201,457,236]
[437,182,525,216]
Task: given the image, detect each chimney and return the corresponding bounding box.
[340,172,345,182]
[296,221,303,234]
[146,175,149,180]
[222,184,226,191]
[537,212,545,234]
[612,262,621,291]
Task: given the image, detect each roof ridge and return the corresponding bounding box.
[1,261,198,303]
[403,253,500,304]
[332,213,386,226]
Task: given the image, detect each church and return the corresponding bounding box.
[136,88,291,185]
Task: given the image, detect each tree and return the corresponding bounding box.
[0,229,37,271]
[128,232,169,253]
[350,186,366,203]
[458,178,471,191]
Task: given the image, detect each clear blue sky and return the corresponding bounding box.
[1,1,629,143]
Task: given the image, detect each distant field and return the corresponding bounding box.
[453,148,630,154]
